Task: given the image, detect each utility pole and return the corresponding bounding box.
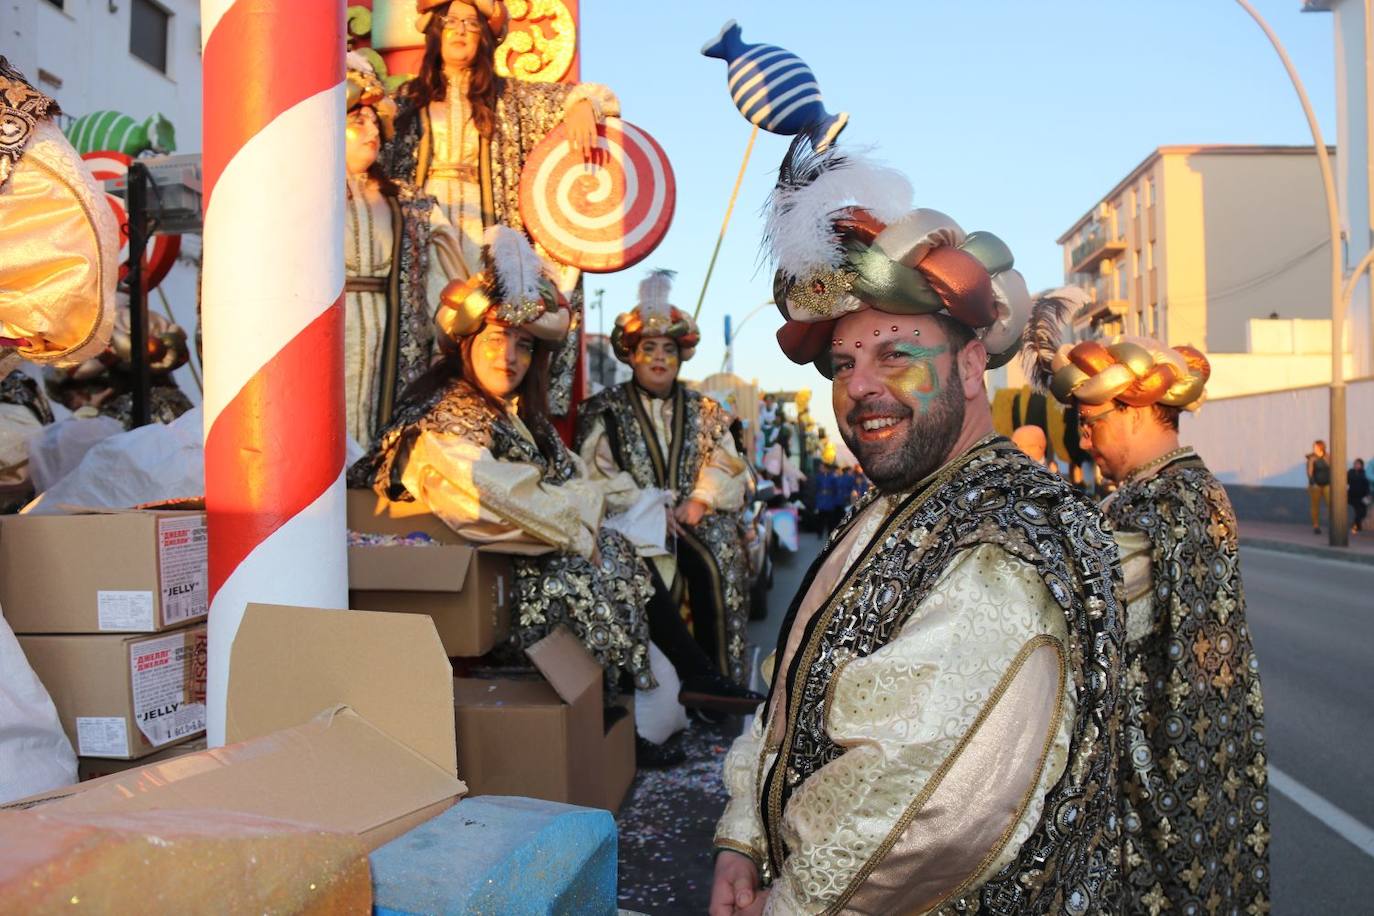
[1236,0,1357,546]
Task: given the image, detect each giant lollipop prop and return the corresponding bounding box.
[695,20,849,320]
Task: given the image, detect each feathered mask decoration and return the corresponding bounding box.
[764,133,1032,376]
[435,226,569,344]
[1021,286,1092,392]
[611,269,701,364]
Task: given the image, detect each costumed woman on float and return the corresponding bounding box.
[342,52,463,453]
[356,225,656,696]
[381,0,614,281]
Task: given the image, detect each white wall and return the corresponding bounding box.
[1180,377,1374,486]
[10,0,205,404]
[1330,0,1374,376]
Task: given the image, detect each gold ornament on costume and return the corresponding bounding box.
[788,266,857,317]
[0,55,59,187]
[495,0,577,83]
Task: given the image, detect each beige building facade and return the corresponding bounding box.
[1056,145,1354,399]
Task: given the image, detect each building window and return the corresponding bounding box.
[130,0,171,74]
[1147,178,1156,206]
[1147,240,1155,271]
[1132,188,1140,218]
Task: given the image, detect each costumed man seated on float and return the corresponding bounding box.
[354,225,657,701]
[342,52,463,453]
[576,271,763,713]
[382,0,616,281]
[1028,316,1271,916]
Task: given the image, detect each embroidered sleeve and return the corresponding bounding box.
[563,82,620,121]
[401,429,597,558]
[765,544,1075,915]
[1114,528,1156,642]
[714,712,769,870]
[576,412,644,516]
[689,427,749,512]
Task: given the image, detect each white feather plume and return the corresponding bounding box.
[764,144,913,281]
[483,225,544,304]
[637,268,675,322]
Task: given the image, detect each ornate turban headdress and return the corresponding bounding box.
[415,0,510,40]
[764,134,1032,378]
[610,269,701,364]
[346,51,396,137]
[435,225,570,344]
[1022,287,1211,411]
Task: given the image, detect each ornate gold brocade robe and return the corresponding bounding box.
[576,382,752,684]
[716,439,1125,915]
[343,175,461,451]
[0,57,116,379]
[1105,448,1269,916]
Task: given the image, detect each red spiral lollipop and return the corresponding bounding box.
[519,117,676,273]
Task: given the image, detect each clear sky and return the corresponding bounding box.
[577,0,1339,444]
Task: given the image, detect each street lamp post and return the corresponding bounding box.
[1235,0,1357,547]
[720,300,777,374]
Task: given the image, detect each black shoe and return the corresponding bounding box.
[636,735,686,768]
[1314,527,1322,534]
[679,674,765,716]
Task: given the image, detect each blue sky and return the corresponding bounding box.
[577,0,1338,438]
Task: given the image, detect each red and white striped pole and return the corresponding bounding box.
[201,0,348,745]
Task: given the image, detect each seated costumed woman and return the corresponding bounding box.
[356,226,655,696]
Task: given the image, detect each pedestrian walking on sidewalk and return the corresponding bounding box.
[1308,440,1332,534]
[1350,457,1370,534]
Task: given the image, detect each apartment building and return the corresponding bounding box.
[1056,145,1355,398]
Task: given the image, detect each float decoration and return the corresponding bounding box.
[65,110,176,157]
[81,150,182,291]
[496,0,577,83]
[519,117,675,273]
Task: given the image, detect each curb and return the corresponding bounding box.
[1239,536,1374,568]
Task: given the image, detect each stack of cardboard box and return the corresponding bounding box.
[347,490,638,811]
[1,510,210,767]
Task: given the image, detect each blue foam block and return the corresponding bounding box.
[370,796,618,916]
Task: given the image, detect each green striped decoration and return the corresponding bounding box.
[64,110,177,156]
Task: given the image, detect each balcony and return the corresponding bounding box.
[1071,290,1129,332]
[1068,222,1128,275]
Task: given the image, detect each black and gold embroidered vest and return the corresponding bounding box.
[762,439,1125,915]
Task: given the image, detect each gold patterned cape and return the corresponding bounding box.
[1105,450,1270,916]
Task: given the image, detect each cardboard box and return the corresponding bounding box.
[0,510,208,634]
[347,488,512,657]
[8,604,466,852]
[454,627,636,812]
[77,738,207,781]
[19,624,207,760]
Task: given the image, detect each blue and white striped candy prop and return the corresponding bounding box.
[701,20,848,151]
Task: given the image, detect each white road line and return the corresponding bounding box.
[1270,765,1374,859]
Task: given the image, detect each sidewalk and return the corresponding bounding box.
[1238,519,1374,566]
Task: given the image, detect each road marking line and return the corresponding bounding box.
[1270,766,1374,859]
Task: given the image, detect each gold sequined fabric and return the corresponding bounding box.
[0,55,57,187]
[1106,452,1270,916]
[733,441,1125,914]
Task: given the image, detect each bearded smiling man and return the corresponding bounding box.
[709,138,1126,916]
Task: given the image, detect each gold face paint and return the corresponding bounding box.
[888,342,946,414]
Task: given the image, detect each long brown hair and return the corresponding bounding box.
[457,322,560,462]
[400,1,502,138]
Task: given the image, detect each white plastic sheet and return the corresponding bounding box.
[0,610,76,803]
[602,486,670,557]
[26,414,124,494]
[25,407,203,514]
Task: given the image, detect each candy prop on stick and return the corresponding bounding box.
[82,151,183,291]
[519,117,676,273]
[693,20,848,320]
[701,19,848,151]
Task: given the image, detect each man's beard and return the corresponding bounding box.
[840,365,966,493]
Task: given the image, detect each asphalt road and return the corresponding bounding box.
[745,538,1374,914]
[1240,547,1374,914]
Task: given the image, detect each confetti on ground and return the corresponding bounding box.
[616,715,742,914]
